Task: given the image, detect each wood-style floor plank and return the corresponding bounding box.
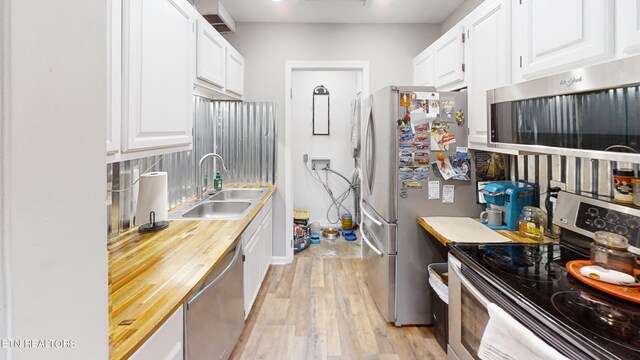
[229,251,446,360]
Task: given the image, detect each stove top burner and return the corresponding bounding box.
[551,290,640,352]
[482,245,562,282]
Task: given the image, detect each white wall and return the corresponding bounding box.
[440,0,485,34]
[225,22,440,258]
[1,0,109,359]
[292,70,360,226]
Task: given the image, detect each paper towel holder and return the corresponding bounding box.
[138,211,169,233]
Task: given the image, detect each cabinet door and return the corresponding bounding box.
[616,0,640,56]
[466,0,511,148]
[261,208,273,278]
[433,25,465,89]
[107,0,121,154]
[412,47,434,86]
[196,15,226,88]
[122,0,194,152]
[226,46,244,96]
[243,225,261,318]
[130,305,184,360]
[515,0,613,79]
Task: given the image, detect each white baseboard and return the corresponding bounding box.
[270,256,290,265]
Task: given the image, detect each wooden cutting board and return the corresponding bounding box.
[420,216,512,244]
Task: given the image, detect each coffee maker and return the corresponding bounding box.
[481,181,534,230]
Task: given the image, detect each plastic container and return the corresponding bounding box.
[613,168,634,204]
[517,206,545,240]
[341,213,353,230]
[428,263,449,352]
[590,231,636,276]
[633,178,640,207]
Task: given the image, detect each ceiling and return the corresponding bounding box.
[220,0,465,24]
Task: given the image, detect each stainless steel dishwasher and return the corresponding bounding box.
[185,238,244,360]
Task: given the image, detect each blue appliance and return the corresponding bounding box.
[481,181,534,230]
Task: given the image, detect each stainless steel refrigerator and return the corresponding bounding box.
[361,86,481,326]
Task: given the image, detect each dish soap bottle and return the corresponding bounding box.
[214,171,222,191]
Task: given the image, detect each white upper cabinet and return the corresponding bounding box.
[514,0,614,80]
[616,0,640,57]
[226,46,245,96]
[412,47,434,86]
[121,0,194,153]
[107,0,121,155]
[466,0,511,148]
[433,25,466,90]
[196,13,226,89]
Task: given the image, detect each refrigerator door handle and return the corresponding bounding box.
[362,206,382,226]
[363,103,375,195]
[362,227,383,256]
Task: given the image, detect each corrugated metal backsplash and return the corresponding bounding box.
[107,97,277,238]
[509,154,639,205]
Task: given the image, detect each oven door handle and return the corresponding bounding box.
[451,259,490,308]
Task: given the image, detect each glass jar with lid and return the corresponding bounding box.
[518,206,544,240]
[590,231,636,275]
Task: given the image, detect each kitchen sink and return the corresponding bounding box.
[170,200,253,220]
[209,188,267,201]
[169,187,268,221]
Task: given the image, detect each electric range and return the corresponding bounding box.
[449,191,640,360]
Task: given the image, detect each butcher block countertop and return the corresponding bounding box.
[108,185,276,360]
[417,216,559,247]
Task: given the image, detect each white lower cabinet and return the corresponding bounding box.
[130,305,184,360]
[261,208,273,278]
[243,224,262,319]
[242,197,273,318]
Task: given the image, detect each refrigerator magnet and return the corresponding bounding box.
[456,110,465,126]
[442,185,455,203]
[400,93,411,107]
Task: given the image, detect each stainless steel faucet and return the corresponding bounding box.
[197,153,228,200]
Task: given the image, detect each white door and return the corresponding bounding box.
[122,0,194,152]
[616,0,640,56]
[433,25,465,90]
[466,0,511,148]
[196,14,226,89]
[412,47,434,86]
[261,208,273,278]
[226,46,244,96]
[514,0,613,80]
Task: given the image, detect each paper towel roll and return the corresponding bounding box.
[135,171,168,226]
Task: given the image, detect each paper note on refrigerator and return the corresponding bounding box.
[442,185,455,203]
[428,180,440,200]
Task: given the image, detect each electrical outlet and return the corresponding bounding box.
[303,154,308,163]
[312,159,331,170]
[550,180,567,191]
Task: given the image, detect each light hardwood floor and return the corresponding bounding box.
[230,255,447,360]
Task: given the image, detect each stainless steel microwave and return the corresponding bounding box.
[487,56,640,163]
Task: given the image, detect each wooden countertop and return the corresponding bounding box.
[108,185,276,360]
[416,216,558,247]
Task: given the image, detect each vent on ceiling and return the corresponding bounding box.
[194,0,236,34]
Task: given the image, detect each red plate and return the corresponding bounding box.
[566,260,640,304]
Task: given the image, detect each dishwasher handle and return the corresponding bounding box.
[187,241,242,309]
